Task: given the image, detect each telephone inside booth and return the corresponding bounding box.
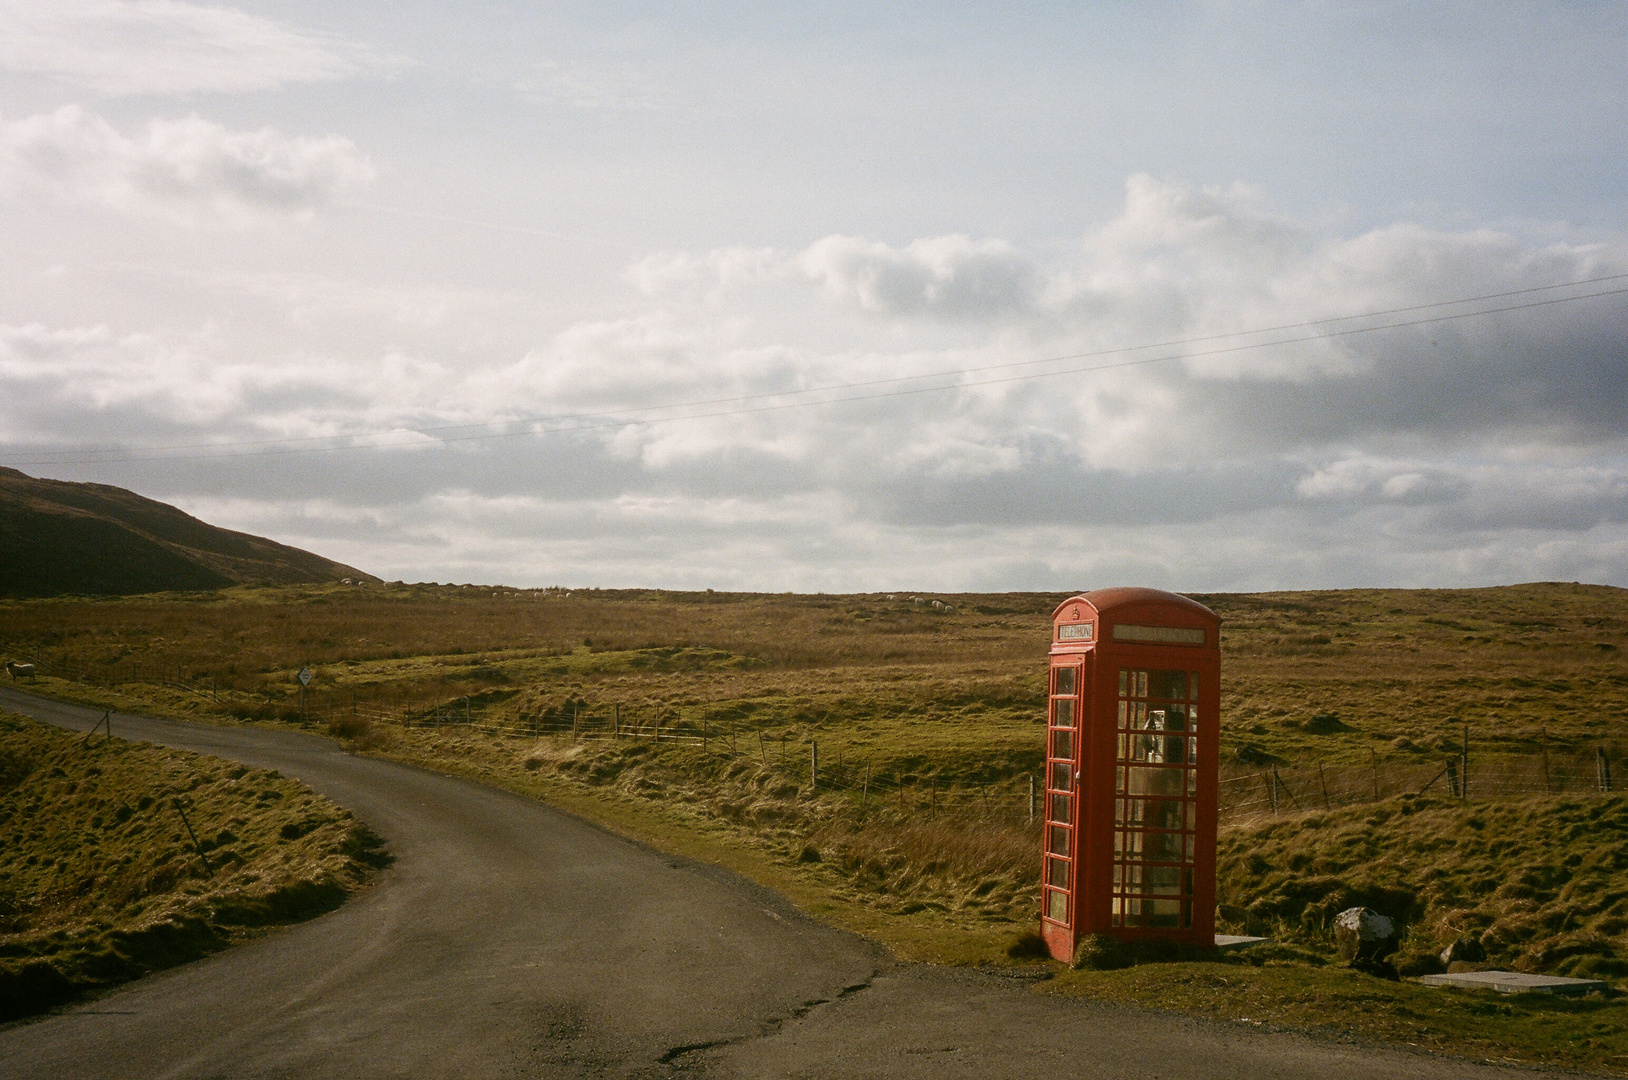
[1042,588,1221,963]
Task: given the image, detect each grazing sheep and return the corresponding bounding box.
[6,661,37,679]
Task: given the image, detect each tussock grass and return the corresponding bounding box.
[0,711,388,1020]
[1052,961,1628,1075]
[6,581,1628,1066]
[1218,792,1628,979]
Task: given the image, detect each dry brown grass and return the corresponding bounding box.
[0,710,388,1020]
[5,580,1626,967]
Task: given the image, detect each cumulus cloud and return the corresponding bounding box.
[5,175,1627,589]
[0,105,375,223]
[0,0,394,95]
[798,234,1041,321]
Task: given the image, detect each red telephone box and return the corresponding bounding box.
[1041,587,1221,962]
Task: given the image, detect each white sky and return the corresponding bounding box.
[2,2,1626,591]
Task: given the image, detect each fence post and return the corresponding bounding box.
[758,730,767,764]
[172,798,214,876]
[1266,770,1278,815]
[930,775,937,813]
[1318,762,1330,809]
[810,740,818,791]
[703,718,709,754]
[1369,748,1380,800]
[1029,774,1036,824]
[1462,723,1470,800]
[1599,748,1614,793]
[863,762,870,810]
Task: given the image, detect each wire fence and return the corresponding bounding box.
[1221,747,1617,822]
[10,654,1620,827]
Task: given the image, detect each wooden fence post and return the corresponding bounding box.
[1599,748,1614,793]
[862,762,870,810]
[1318,762,1330,809]
[172,798,214,876]
[811,740,818,791]
[1462,723,1470,800]
[1369,748,1380,800]
[1029,774,1036,824]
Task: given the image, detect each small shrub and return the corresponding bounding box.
[1072,933,1127,970]
[326,716,371,740]
[1394,951,1446,977]
[1006,931,1049,960]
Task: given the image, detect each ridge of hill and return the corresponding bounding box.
[0,468,374,597]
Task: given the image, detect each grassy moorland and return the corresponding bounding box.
[0,711,388,1020]
[3,581,1627,1069]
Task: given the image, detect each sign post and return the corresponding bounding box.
[297,666,313,720]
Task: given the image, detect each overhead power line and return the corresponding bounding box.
[5,274,1626,468]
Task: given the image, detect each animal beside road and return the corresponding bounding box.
[5,661,35,679]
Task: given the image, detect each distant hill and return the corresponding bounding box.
[0,468,375,597]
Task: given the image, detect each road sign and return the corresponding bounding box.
[297,667,313,687]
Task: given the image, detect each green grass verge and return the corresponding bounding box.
[1050,961,1628,1075]
[0,710,389,1021]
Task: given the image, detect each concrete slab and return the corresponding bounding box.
[1214,934,1268,951]
[1418,970,1607,996]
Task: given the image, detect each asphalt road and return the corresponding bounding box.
[0,688,1562,1079]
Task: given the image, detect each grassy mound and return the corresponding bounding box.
[0,711,389,1021]
[1218,792,1628,978]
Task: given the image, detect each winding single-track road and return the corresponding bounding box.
[0,688,1564,1079]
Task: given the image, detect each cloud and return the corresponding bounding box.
[798,234,1041,321]
[5,175,1627,589]
[0,105,375,223]
[0,0,395,95]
